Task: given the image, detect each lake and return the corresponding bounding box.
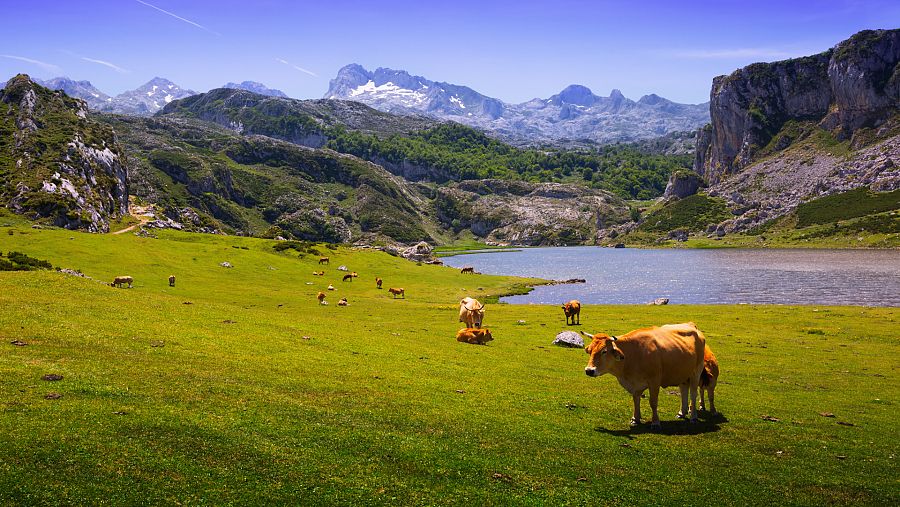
[441,247,900,306]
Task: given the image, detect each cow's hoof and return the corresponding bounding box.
[676,411,686,419]
[630,418,640,427]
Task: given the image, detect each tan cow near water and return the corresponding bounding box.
[112,276,133,288]
[698,345,719,414]
[460,266,475,274]
[562,300,581,325]
[582,322,706,428]
[459,297,485,328]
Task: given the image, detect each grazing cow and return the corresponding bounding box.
[342,273,354,282]
[376,277,383,289]
[338,297,349,306]
[319,257,329,265]
[168,275,175,287]
[456,328,493,345]
[582,322,706,428]
[459,297,486,328]
[562,300,581,325]
[111,276,133,288]
[460,266,475,274]
[388,287,405,298]
[698,345,719,414]
[317,291,326,305]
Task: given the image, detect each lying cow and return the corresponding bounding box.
[338,297,349,307]
[562,300,581,325]
[460,266,475,274]
[583,322,706,428]
[168,275,175,287]
[111,276,133,288]
[456,328,493,345]
[318,257,330,265]
[317,291,326,305]
[312,271,325,276]
[376,277,383,289]
[388,287,404,298]
[459,297,485,328]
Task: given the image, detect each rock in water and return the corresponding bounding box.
[553,331,584,348]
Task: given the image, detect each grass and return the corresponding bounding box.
[638,194,731,233]
[0,224,898,505]
[796,188,900,228]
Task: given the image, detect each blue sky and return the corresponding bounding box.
[1,0,897,104]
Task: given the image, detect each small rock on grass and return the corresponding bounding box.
[10,340,27,346]
[455,390,465,394]
[151,341,164,347]
[820,412,836,418]
[491,472,512,483]
[44,392,62,400]
[761,415,781,422]
[41,374,63,381]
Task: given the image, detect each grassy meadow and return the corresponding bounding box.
[0,221,898,505]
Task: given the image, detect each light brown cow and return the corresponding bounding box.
[459,297,485,328]
[376,277,383,289]
[318,257,329,265]
[388,287,404,298]
[562,300,581,325]
[111,276,133,288]
[582,322,706,428]
[456,328,494,345]
[168,275,175,287]
[317,291,326,305]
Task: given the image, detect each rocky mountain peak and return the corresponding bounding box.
[222,81,287,97]
[552,84,597,106]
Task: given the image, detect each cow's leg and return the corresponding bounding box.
[707,386,716,415]
[689,380,699,422]
[699,385,707,411]
[631,391,642,426]
[677,385,689,418]
[649,385,661,428]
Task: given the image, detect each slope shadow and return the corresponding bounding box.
[595,412,728,438]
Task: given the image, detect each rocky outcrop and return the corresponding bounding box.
[1,75,128,232]
[663,170,704,199]
[436,180,630,246]
[696,29,900,184]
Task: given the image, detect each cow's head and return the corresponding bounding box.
[477,329,494,343]
[582,331,624,377]
[464,299,485,328]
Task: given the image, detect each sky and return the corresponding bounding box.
[1,0,898,104]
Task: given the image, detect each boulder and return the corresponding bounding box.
[647,298,669,305]
[401,241,434,262]
[663,171,703,199]
[553,331,584,348]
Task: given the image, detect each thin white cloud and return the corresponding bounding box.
[134,0,220,36]
[0,54,62,73]
[665,48,800,60]
[81,57,129,74]
[276,58,318,77]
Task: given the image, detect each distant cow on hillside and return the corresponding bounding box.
[168,275,175,287]
[111,276,133,288]
[376,277,383,289]
[389,287,405,298]
[460,266,475,274]
[317,291,326,305]
[318,257,329,265]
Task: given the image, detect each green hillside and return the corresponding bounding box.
[0,223,897,505]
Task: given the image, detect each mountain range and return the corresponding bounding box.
[33,76,195,115]
[323,64,710,145]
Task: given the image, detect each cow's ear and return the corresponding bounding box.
[612,348,625,361]
[584,345,591,355]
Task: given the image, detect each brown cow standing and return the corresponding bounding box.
[456,328,493,345]
[459,297,485,328]
[317,291,326,305]
[168,275,175,287]
[111,276,133,288]
[388,287,405,298]
[460,266,475,274]
[562,300,581,325]
[698,345,719,414]
[376,277,383,289]
[318,257,329,265]
[342,273,354,282]
[582,322,706,428]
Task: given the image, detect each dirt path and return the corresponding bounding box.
[111,203,153,235]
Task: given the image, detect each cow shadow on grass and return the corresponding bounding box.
[595,412,728,438]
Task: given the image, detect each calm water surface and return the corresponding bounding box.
[442,247,900,306]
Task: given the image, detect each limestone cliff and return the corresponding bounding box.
[695,29,900,184]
